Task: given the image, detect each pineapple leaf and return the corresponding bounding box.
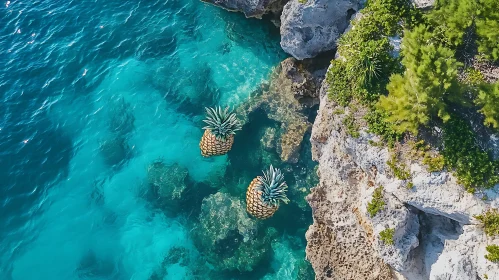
[202,106,242,141]
[256,165,290,207]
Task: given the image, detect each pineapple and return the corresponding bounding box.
[199,106,242,157]
[246,165,290,219]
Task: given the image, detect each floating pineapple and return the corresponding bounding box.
[200,106,242,157]
[246,165,290,219]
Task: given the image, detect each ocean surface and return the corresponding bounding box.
[0,0,316,279]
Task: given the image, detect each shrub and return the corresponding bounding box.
[442,118,499,192]
[367,186,385,217]
[379,228,395,245]
[475,83,499,129]
[364,109,403,147]
[485,245,499,262]
[426,0,478,47]
[343,113,360,138]
[387,152,411,180]
[377,25,463,134]
[423,154,445,172]
[475,209,499,236]
[463,68,485,86]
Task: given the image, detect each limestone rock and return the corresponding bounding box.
[201,0,287,18]
[239,57,321,163]
[311,79,489,225]
[280,0,361,59]
[429,225,499,280]
[362,190,420,272]
[305,149,393,279]
[308,66,499,278]
[261,127,278,151]
[411,0,434,9]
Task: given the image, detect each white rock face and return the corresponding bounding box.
[280,0,361,60]
[411,0,435,9]
[430,225,499,280]
[361,190,420,271]
[308,75,499,279]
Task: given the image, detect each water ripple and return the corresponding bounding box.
[0,0,287,278]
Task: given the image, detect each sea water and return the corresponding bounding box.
[0,0,316,279]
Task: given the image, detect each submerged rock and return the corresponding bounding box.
[280,0,361,60]
[108,97,135,137]
[192,192,276,272]
[147,160,189,209]
[200,0,287,18]
[99,136,132,167]
[261,127,278,151]
[239,57,322,163]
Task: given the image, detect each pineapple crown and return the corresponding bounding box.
[256,165,290,207]
[202,106,242,141]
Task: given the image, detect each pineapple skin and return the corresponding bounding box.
[246,178,278,219]
[199,129,234,157]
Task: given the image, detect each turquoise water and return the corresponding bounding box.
[0,0,315,279]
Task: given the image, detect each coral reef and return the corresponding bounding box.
[261,127,278,151]
[239,57,323,163]
[192,192,277,272]
[147,160,189,210]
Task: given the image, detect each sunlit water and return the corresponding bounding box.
[0,0,316,279]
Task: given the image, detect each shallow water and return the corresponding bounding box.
[0,0,315,279]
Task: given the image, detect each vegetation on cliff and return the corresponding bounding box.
[326,0,499,192]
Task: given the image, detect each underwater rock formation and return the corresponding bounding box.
[147,160,189,209]
[99,97,135,168]
[200,0,287,19]
[239,57,322,163]
[108,97,135,137]
[193,192,276,272]
[308,70,499,279]
[280,0,361,60]
[261,127,278,151]
[99,136,132,167]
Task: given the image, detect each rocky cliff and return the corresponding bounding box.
[307,74,499,280]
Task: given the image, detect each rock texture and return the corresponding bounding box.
[239,57,323,163]
[410,0,435,9]
[307,74,499,279]
[201,0,287,18]
[280,0,361,60]
[362,191,420,272]
[192,192,277,272]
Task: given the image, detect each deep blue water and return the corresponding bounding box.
[0,0,315,279]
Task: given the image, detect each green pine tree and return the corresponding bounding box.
[476,83,499,128]
[377,25,463,134]
[476,0,499,60]
[427,0,478,47]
